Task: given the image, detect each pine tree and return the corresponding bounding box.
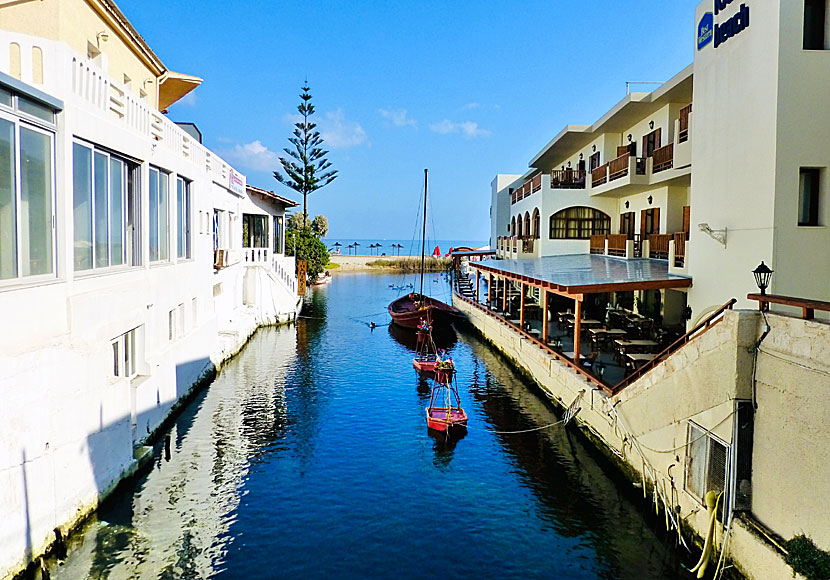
[274,84,338,224]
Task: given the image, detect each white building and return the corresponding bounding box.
[0,2,300,577]
[491,0,830,327]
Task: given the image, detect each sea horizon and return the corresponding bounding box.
[321,238,488,256]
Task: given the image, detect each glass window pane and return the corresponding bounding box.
[110,158,124,266]
[686,424,707,499]
[17,96,54,123]
[159,171,168,261]
[0,119,17,279]
[149,168,158,261]
[94,151,109,267]
[177,177,184,258]
[19,127,52,276]
[73,142,92,271]
[0,87,11,107]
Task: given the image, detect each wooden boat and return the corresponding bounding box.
[425,364,467,432]
[388,169,460,331]
[412,326,454,372]
[313,271,332,285]
[390,293,461,330]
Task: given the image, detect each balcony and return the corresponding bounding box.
[678,104,692,143]
[652,143,674,173]
[550,169,586,189]
[510,174,542,204]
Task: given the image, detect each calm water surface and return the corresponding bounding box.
[49,273,692,580]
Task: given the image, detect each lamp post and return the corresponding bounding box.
[752,261,773,311]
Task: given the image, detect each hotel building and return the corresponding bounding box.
[0,1,300,577]
[455,1,830,577]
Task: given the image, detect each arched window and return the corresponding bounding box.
[516,216,522,237]
[548,207,611,239]
[511,216,516,236]
[523,212,530,238]
[532,208,540,239]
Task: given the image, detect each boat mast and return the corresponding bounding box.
[420,168,428,300]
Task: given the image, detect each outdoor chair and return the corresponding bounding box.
[580,351,599,371]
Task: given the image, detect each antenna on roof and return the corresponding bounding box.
[625,81,664,95]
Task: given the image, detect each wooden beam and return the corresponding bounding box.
[542,289,549,344]
[502,277,507,313]
[487,273,492,305]
[574,297,582,362]
[475,270,480,303]
[520,283,525,329]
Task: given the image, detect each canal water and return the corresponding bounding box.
[47,272,693,580]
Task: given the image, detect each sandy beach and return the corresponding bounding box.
[326,255,448,272]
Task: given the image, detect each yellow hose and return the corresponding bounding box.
[689,490,723,578]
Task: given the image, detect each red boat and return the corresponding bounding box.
[389,293,461,330]
[412,326,454,372]
[425,364,467,432]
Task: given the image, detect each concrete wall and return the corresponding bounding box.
[752,312,830,550]
[454,295,815,579]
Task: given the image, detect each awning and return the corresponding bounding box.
[470,254,691,298]
[450,249,496,257]
[159,71,202,110]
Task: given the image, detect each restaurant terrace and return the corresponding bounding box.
[451,254,718,391]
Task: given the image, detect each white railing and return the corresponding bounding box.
[272,255,297,294]
[244,247,270,263]
[0,32,242,190]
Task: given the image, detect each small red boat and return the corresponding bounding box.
[413,325,448,372]
[389,293,461,330]
[426,364,467,432]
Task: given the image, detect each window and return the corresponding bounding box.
[242,214,269,248]
[73,142,139,271]
[549,207,611,239]
[640,207,660,238]
[798,168,820,226]
[589,151,601,171]
[804,0,828,49]
[149,166,169,262]
[273,215,283,254]
[0,114,55,281]
[642,128,662,158]
[619,211,636,239]
[112,327,139,378]
[685,422,729,517]
[176,176,191,259]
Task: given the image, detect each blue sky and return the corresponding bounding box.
[118,1,698,241]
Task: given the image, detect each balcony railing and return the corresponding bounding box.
[592,164,608,187]
[244,247,270,263]
[551,169,586,189]
[608,152,630,181]
[673,232,686,267]
[679,103,692,143]
[521,237,535,253]
[648,233,672,259]
[607,234,627,257]
[652,143,674,173]
[590,234,606,254]
[510,175,541,204]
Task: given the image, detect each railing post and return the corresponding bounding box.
[574,298,582,362]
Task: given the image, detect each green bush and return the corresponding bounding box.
[785,536,830,580]
[286,227,329,281]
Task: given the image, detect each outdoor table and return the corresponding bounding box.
[614,339,659,358]
[580,319,603,330]
[626,352,656,373]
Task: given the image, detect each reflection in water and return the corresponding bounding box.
[46,272,692,580]
[428,426,467,469]
[387,321,457,351]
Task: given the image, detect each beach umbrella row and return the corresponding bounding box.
[333,242,406,256]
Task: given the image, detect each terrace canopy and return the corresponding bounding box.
[467,254,691,361]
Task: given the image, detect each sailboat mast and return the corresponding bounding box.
[420,169,428,299]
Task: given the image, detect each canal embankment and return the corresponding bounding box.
[452,293,807,580]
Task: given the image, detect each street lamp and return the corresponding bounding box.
[752,261,773,295]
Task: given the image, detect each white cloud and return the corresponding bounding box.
[319,108,368,148]
[459,102,501,112]
[429,119,490,139]
[378,108,416,127]
[176,91,198,107]
[220,140,280,172]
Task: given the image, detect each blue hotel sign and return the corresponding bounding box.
[698,1,750,50]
